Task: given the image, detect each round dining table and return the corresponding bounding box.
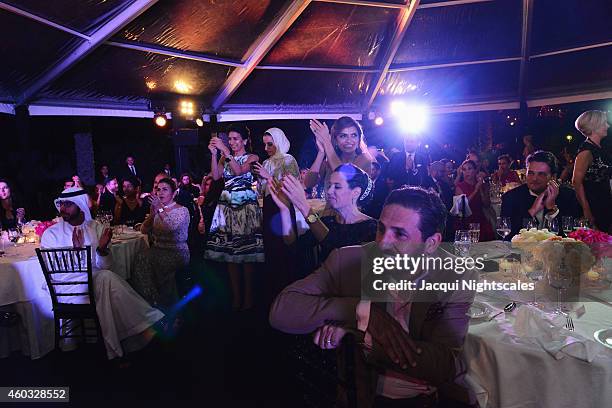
[0,231,149,359]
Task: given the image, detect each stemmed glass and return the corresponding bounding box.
[544,217,560,235]
[496,217,511,241]
[575,218,592,230]
[523,218,536,230]
[562,216,574,236]
[0,229,5,256]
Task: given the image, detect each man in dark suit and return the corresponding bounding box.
[385,136,433,190]
[501,150,582,239]
[120,155,139,180]
[429,161,455,241]
[270,187,476,407]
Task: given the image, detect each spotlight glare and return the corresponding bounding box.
[154,114,167,127]
[374,116,384,126]
[174,80,192,93]
[566,134,573,142]
[391,101,429,134]
[195,118,204,127]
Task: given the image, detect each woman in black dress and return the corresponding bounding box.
[270,163,376,275]
[0,179,25,230]
[573,110,611,232]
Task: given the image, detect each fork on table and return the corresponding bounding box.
[565,315,574,331]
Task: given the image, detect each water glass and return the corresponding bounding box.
[454,230,471,256]
[546,258,573,315]
[575,218,592,230]
[7,228,20,247]
[468,223,480,243]
[522,218,537,230]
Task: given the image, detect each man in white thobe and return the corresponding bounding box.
[41,187,164,359]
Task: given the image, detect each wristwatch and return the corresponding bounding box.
[306,212,320,225]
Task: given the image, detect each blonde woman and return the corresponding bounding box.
[573,110,611,232]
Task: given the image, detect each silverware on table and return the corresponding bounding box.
[488,302,517,321]
[565,315,574,331]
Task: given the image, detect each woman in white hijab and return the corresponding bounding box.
[253,128,301,299]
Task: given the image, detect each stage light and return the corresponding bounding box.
[510,121,515,126]
[374,116,384,126]
[566,134,573,142]
[174,80,192,93]
[391,101,429,134]
[179,100,195,117]
[145,80,157,90]
[424,144,429,149]
[154,113,167,127]
[195,118,204,127]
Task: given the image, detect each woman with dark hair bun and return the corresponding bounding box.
[205,123,264,311]
[270,163,377,272]
[303,116,374,201]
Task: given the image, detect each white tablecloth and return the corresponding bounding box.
[0,233,148,359]
[463,241,612,408]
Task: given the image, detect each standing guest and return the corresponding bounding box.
[96,165,110,185]
[196,174,219,237]
[116,177,148,227]
[430,161,455,242]
[132,178,190,310]
[492,154,521,187]
[41,187,164,360]
[455,160,494,241]
[0,179,25,230]
[252,127,301,298]
[501,151,582,239]
[270,164,377,270]
[385,136,432,190]
[363,161,388,219]
[522,135,536,163]
[179,173,201,198]
[304,117,374,195]
[559,147,575,184]
[573,110,611,232]
[466,150,489,178]
[441,159,456,187]
[205,124,264,311]
[98,176,121,220]
[123,155,139,179]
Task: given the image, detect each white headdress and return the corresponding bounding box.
[54,187,92,221]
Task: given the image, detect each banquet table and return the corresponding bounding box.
[0,231,149,359]
[463,241,612,408]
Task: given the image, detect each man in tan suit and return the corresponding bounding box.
[270,187,476,407]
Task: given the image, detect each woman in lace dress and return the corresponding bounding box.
[573,110,611,232]
[205,124,264,311]
[132,178,190,310]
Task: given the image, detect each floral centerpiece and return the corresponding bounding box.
[567,229,612,281]
[34,220,57,237]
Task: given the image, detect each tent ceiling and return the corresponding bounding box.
[0,0,610,117]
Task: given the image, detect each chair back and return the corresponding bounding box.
[35,246,96,309]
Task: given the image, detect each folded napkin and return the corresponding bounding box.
[513,305,599,362]
[450,194,472,218]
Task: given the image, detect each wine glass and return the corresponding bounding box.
[562,216,574,236]
[7,228,20,247]
[546,256,573,315]
[544,217,559,235]
[454,230,471,257]
[523,218,536,230]
[575,218,592,230]
[0,229,5,256]
[468,223,480,243]
[496,217,511,241]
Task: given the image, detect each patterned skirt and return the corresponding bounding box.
[204,201,264,263]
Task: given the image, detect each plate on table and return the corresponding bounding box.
[467,301,490,319]
[594,329,612,349]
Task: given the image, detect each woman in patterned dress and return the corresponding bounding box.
[132,178,190,310]
[205,124,264,310]
[573,110,611,232]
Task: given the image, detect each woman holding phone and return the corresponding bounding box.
[205,124,264,311]
[252,127,301,299]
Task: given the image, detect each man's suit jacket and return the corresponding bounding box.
[269,242,475,407]
[500,183,582,239]
[385,151,432,190]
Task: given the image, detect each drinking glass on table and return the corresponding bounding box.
[468,223,480,243]
[0,229,5,256]
[454,230,471,256]
[575,218,592,230]
[546,257,573,315]
[7,228,20,247]
[496,217,511,241]
[562,216,574,236]
[544,217,559,235]
[523,218,536,230]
